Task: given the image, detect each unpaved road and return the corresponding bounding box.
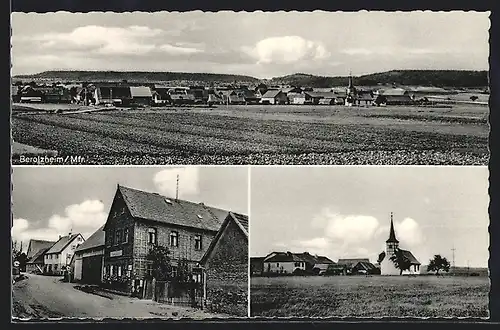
[12,273,227,320]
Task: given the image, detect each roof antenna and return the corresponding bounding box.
[176,174,179,201]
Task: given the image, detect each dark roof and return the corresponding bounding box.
[27,247,51,264]
[378,88,408,96]
[338,258,370,266]
[117,185,228,232]
[46,234,82,254]
[400,249,421,265]
[261,90,282,98]
[75,225,105,253]
[200,211,249,265]
[264,252,333,264]
[27,239,56,259]
[265,252,304,263]
[387,215,399,243]
[316,256,335,264]
[250,257,265,263]
[354,261,377,271]
[306,91,336,99]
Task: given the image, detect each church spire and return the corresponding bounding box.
[348,70,353,89]
[386,212,399,243]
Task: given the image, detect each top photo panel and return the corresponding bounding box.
[10,11,490,166]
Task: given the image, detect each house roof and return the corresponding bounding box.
[200,211,249,265]
[117,185,228,232]
[337,258,370,266]
[46,234,82,254]
[354,261,377,271]
[27,247,51,264]
[261,90,282,98]
[130,86,153,98]
[378,88,408,96]
[306,91,336,99]
[316,256,335,264]
[250,257,265,263]
[27,239,56,259]
[263,251,333,264]
[400,249,421,265]
[75,225,105,253]
[265,252,304,263]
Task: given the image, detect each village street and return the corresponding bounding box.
[12,273,226,320]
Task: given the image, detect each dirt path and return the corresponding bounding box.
[12,274,227,320]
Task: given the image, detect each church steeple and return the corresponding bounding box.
[386,212,399,243]
[348,71,353,89]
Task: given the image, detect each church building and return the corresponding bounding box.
[379,213,421,275]
[344,73,358,106]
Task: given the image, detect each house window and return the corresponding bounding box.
[123,228,129,244]
[118,265,122,277]
[54,264,58,271]
[276,263,279,267]
[170,231,178,247]
[194,235,202,250]
[106,265,110,276]
[115,229,122,245]
[147,263,153,277]
[171,266,178,278]
[148,228,157,245]
[110,265,114,276]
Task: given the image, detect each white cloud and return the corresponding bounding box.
[395,217,423,247]
[321,211,380,243]
[12,200,107,250]
[159,44,202,55]
[243,36,330,64]
[153,167,199,199]
[298,237,330,249]
[34,25,163,55]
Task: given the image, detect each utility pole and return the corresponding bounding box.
[451,246,456,268]
[176,174,179,201]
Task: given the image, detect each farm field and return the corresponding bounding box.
[250,275,490,318]
[11,103,489,165]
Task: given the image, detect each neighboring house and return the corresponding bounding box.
[73,225,105,284]
[19,86,43,103]
[352,261,379,275]
[200,212,249,316]
[337,258,371,275]
[263,252,306,274]
[374,88,414,105]
[26,247,51,274]
[152,85,172,105]
[130,86,153,106]
[188,86,208,104]
[207,93,223,105]
[168,87,195,105]
[11,85,21,103]
[260,90,288,105]
[241,89,261,104]
[44,233,85,275]
[305,91,337,105]
[250,257,265,276]
[93,85,133,106]
[357,90,375,105]
[102,184,229,295]
[219,90,246,105]
[287,92,310,105]
[379,213,421,275]
[26,239,56,260]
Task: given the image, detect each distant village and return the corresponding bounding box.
[11,74,485,108]
[12,185,249,316]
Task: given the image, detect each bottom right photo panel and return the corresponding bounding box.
[250,166,489,318]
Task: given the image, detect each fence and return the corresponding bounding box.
[144,279,204,309]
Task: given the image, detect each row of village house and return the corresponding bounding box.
[23,184,249,316]
[250,252,381,277]
[11,77,450,107]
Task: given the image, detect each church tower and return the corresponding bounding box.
[345,71,357,106]
[386,212,399,255]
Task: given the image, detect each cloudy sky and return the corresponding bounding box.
[250,166,489,268]
[11,11,490,78]
[12,166,248,251]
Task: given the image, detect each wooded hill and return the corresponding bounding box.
[14,69,488,88]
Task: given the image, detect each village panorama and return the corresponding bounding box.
[10,11,490,166]
[11,167,249,319]
[249,166,490,318]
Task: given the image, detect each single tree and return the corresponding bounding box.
[427,254,451,275]
[146,245,173,281]
[389,248,412,275]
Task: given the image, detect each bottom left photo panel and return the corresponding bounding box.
[11,166,249,320]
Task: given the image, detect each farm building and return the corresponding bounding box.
[19,86,44,103]
[26,247,51,274]
[260,90,288,105]
[337,258,371,275]
[281,87,303,94]
[44,233,85,275]
[102,184,230,295]
[168,87,195,105]
[207,93,223,105]
[263,252,306,274]
[295,252,335,274]
[379,213,421,275]
[152,85,172,105]
[188,86,208,104]
[305,91,337,105]
[26,239,56,260]
[241,89,261,104]
[357,90,375,105]
[219,90,246,105]
[250,257,265,276]
[374,88,414,105]
[352,260,380,275]
[73,225,105,284]
[200,212,249,316]
[93,85,133,106]
[130,86,153,106]
[287,92,310,105]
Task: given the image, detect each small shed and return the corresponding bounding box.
[130,86,153,106]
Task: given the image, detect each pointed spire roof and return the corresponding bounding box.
[348,71,353,88]
[386,212,399,243]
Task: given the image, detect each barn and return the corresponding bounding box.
[73,225,105,284]
[260,90,288,105]
[200,212,249,316]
